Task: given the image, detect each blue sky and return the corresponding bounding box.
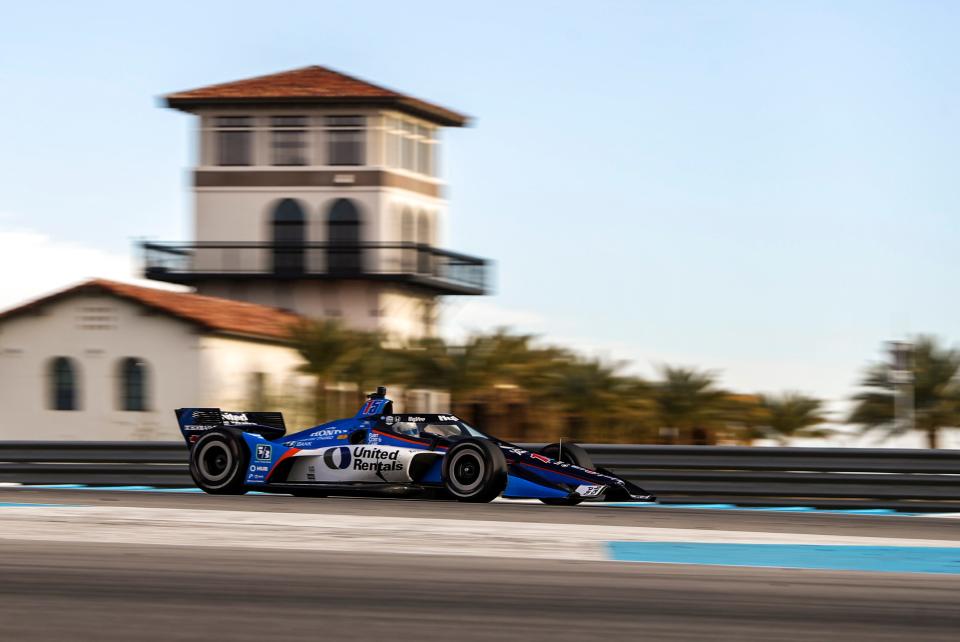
[1,0,958,412]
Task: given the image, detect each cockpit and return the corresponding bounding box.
[380,414,489,441]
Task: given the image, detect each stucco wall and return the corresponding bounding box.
[0,294,202,440]
[196,334,311,426]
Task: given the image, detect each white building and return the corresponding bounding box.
[0,279,308,440]
[0,66,484,440]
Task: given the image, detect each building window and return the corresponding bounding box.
[400,120,415,171]
[416,125,433,175]
[119,357,149,411]
[49,357,78,411]
[385,117,402,168]
[384,117,436,176]
[400,207,416,272]
[271,198,307,275]
[327,198,362,275]
[271,116,308,166]
[326,115,365,166]
[216,116,252,166]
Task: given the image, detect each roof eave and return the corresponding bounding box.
[163,95,470,127]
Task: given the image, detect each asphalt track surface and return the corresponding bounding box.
[1,488,959,641]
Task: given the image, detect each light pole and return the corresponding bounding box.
[888,341,915,436]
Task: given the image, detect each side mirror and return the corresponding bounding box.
[349,429,367,445]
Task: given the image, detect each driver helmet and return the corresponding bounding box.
[393,421,420,437]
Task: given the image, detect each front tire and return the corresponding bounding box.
[189,430,249,495]
[442,439,508,503]
[539,442,593,506]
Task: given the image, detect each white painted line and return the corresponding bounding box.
[0,505,957,562]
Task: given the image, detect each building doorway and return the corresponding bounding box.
[327,199,362,275]
[271,199,306,275]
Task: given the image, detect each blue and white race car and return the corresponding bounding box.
[176,387,655,505]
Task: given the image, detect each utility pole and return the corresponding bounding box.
[888,341,915,435]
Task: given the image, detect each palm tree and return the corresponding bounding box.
[848,336,960,449]
[394,335,486,405]
[538,357,624,439]
[288,319,366,422]
[755,393,831,445]
[651,366,729,444]
[394,330,550,405]
[336,329,400,407]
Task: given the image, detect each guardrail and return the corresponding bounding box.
[2,441,959,510]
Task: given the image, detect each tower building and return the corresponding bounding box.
[143,66,489,340]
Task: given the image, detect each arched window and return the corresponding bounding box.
[49,357,78,411]
[400,207,416,272]
[401,208,415,243]
[416,210,432,274]
[271,198,306,275]
[119,357,149,412]
[327,199,362,276]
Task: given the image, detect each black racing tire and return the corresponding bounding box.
[189,430,249,495]
[442,438,508,503]
[538,442,593,506]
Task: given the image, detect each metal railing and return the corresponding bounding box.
[141,241,489,295]
[2,442,960,510]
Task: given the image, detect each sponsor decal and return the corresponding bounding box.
[323,446,352,470]
[350,446,404,472]
[255,444,272,461]
[576,484,605,497]
[309,427,347,438]
[368,431,382,445]
[284,439,314,448]
[520,451,620,483]
[405,416,427,423]
[222,412,249,423]
[437,415,458,422]
[360,398,387,415]
[383,416,395,424]
[323,446,405,473]
[337,434,348,440]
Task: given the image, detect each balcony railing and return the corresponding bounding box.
[141,241,489,295]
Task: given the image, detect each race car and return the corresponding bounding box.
[175,387,655,505]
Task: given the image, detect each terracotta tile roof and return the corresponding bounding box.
[165,65,469,127]
[0,279,303,341]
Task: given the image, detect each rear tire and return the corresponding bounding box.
[189,430,249,495]
[442,439,508,503]
[538,442,593,506]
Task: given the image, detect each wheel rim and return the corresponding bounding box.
[198,441,233,484]
[449,449,485,495]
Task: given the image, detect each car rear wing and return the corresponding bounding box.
[174,408,286,446]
